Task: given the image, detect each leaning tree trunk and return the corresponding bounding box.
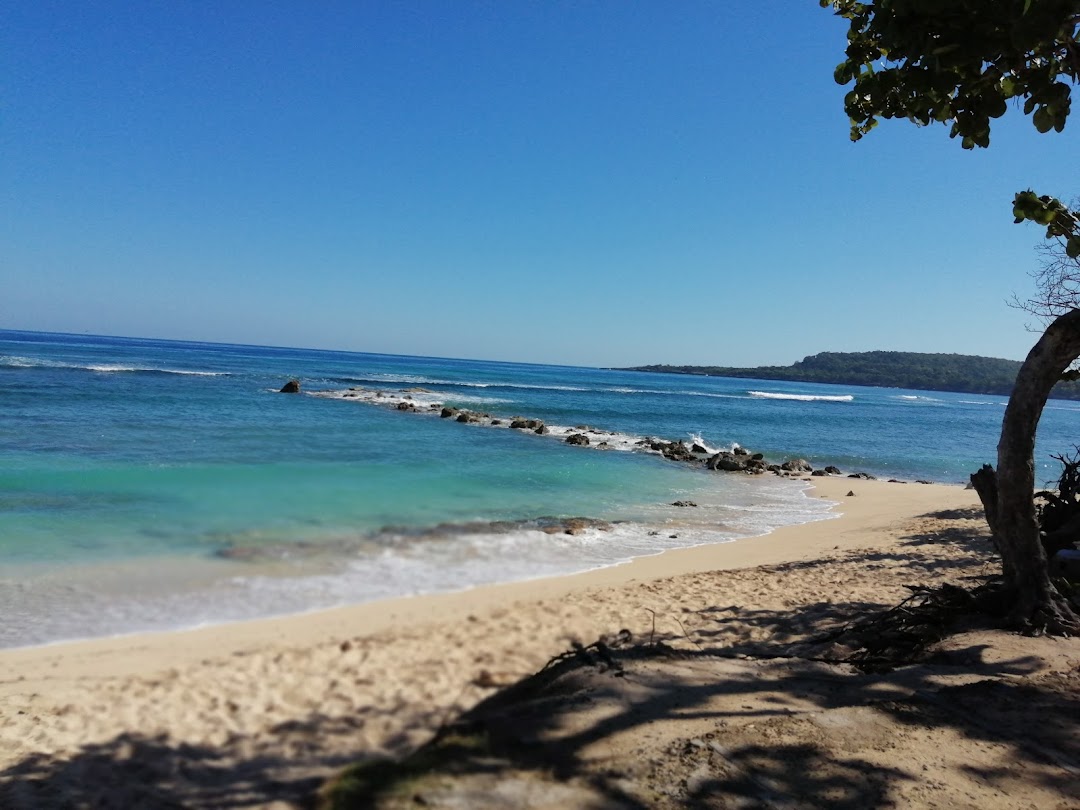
[981,308,1080,633]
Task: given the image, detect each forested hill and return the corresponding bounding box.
[622,351,1080,400]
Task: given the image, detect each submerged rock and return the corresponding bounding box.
[565,433,590,446]
[279,379,301,394]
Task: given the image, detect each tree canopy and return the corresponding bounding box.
[825,0,1080,148]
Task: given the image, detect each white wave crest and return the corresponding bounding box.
[1,356,226,376]
[686,433,733,455]
[85,365,227,376]
[748,391,854,403]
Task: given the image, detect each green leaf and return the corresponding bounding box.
[1033,106,1054,133]
[1067,237,1080,259]
[986,92,1008,118]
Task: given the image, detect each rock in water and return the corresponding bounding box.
[280,379,301,394]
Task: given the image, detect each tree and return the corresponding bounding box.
[823,0,1080,633]
[1013,196,1080,321]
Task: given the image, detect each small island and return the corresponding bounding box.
[622,350,1080,400]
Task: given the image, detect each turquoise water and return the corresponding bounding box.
[2,329,1078,647]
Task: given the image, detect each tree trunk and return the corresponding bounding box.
[990,309,1080,632]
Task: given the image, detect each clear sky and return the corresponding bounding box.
[2,2,1077,367]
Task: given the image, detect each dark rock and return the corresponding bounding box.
[440,407,457,419]
[491,419,502,426]
[781,458,812,472]
[535,425,548,435]
[661,442,695,462]
[456,412,471,422]
[708,453,748,472]
[824,465,842,475]
[733,446,749,456]
[811,469,828,477]
[565,433,590,446]
[751,453,764,461]
[915,479,933,484]
[847,472,877,480]
[560,517,612,536]
[691,443,708,454]
[847,490,856,497]
[672,500,698,507]
[396,402,413,411]
[279,379,301,394]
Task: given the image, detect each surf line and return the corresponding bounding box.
[305,384,893,482]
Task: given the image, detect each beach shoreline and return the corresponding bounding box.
[11,475,1074,810]
[0,477,956,687]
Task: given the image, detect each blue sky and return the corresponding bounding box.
[2,2,1077,367]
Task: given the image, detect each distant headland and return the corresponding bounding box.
[620,350,1080,401]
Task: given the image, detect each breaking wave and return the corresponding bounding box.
[1,356,228,376]
[748,391,854,403]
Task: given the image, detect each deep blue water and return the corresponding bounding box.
[2,329,1077,647]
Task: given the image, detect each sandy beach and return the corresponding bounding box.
[2,476,1078,808]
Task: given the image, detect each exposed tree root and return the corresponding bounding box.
[813,582,1006,673]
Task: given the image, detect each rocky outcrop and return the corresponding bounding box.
[637,439,699,463]
[510,418,544,431]
[812,465,843,477]
[279,379,301,394]
[321,384,866,482]
[706,451,770,474]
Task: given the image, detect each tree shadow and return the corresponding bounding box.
[0,703,445,809]
[320,513,1073,808]
[324,607,1072,808]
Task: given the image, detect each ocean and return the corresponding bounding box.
[2,329,1077,649]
